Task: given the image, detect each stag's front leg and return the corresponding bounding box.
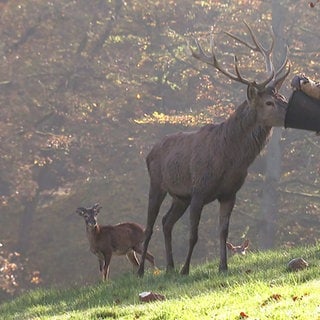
[218,196,236,272]
[162,198,189,272]
[180,196,204,275]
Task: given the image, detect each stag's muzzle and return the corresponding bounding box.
[285,90,320,132]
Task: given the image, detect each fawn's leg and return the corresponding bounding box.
[133,244,155,267]
[126,250,140,272]
[102,252,112,281]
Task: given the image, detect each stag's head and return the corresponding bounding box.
[77,203,102,227]
[246,85,288,127]
[190,21,290,127]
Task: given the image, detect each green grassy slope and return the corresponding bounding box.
[1,244,319,320]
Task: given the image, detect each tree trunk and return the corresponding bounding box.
[259,128,282,249]
[258,2,286,249]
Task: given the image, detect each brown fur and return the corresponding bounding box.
[77,204,155,280]
[226,239,249,255]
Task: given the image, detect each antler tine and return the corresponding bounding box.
[190,35,252,86]
[226,21,274,75]
[273,58,291,90]
[274,45,288,79]
[234,55,249,84]
[225,21,274,56]
[191,38,213,66]
[243,20,274,56]
[224,31,256,52]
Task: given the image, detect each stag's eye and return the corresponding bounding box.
[266,101,274,106]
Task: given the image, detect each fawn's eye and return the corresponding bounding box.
[266,101,274,106]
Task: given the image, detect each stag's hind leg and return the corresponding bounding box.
[137,182,166,277]
[180,196,204,275]
[162,197,189,272]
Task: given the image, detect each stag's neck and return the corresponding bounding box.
[228,101,259,132]
[222,101,271,163]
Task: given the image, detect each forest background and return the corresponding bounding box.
[0,0,319,301]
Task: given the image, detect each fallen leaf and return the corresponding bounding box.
[261,294,282,306]
[139,291,166,303]
[239,311,249,318]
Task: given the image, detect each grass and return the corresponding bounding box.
[0,244,319,319]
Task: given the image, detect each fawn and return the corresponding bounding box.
[77,203,155,280]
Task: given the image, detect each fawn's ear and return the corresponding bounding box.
[93,203,102,214]
[242,239,249,249]
[226,242,234,250]
[76,207,86,216]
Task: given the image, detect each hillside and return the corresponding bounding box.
[1,0,320,298]
[0,244,319,320]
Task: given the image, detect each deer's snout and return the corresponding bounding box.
[86,219,97,227]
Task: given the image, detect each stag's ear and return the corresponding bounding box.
[246,84,259,105]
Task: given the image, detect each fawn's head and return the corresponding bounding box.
[226,239,249,255]
[77,203,102,227]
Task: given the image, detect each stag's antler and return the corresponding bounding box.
[226,21,290,89]
[225,20,274,74]
[190,21,290,90]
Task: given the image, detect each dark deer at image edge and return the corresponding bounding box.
[77,203,155,280]
[138,21,290,276]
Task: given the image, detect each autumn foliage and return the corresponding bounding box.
[0,0,319,296]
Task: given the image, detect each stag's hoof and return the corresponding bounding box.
[165,265,175,274]
[137,267,145,278]
[180,266,190,275]
[219,265,228,273]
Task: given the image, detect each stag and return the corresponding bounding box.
[138,22,290,277]
[77,203,155,280]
